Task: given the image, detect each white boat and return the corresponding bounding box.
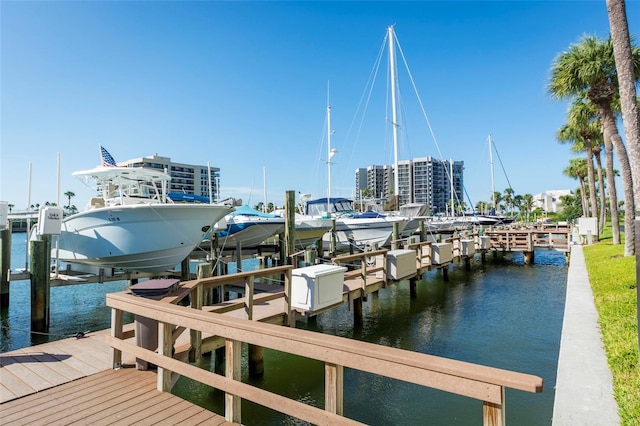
[215,205,285,249]
[272,208,334,250]
[291,214,333,249]
[303,197,408,251]
[53,165,233,273]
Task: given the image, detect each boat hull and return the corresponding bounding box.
[56,204,232,273]
[293,217,333,249]
[216,218,285,249]
[323,217,408,251]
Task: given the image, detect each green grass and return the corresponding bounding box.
[582,229,640,425]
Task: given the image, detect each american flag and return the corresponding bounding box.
[100,145,117,167]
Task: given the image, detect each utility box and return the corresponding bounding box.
[0,201,7,230]
[386,249,417,281]
[291,264,347,312]
[479,236,491,250]
[37,206,63,235]
[431,242,453,265]
[460,239,475,256]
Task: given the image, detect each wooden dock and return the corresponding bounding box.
[0,333,234,425]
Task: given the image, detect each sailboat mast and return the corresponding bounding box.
[388,25,400,204]
[327,82,332,217]
[488,134,495,212]
[450,158,454,216]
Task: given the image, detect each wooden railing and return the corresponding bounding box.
[107,284,543,426]
[330,248,388,293]
[485,229,571,252]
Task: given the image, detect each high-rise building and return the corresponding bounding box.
[355,157,464,213]
[118,154,221,202]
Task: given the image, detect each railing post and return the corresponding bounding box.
[245,274,255,320]
[110,308,123,368]
[284,267,294,326]
[482,386,505,426]
[158,321,173,392]
[225,339,242,423]
[190,282,203,363]
[325,362,344,416]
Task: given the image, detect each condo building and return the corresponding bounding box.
[356,157,464,213]
[118,154,221,202]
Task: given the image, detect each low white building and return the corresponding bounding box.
[533,189,572,213]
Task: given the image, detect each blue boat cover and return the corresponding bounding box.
[230,204,280,218]
[167,193,211,203]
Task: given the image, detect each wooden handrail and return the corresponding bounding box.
[107,292,543,425]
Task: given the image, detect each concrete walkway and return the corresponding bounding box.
[552,244,620,425]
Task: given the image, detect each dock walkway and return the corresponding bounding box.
[0,332,234,425]
[552,244,620,425]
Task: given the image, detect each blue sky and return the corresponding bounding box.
[2,1,639,211]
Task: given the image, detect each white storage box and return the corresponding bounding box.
[479,236,491,250]
[291,264,347,311]
[431,242,453,264]
[386,249,417,281]
[38,206,63,235]
[460,239,475,256]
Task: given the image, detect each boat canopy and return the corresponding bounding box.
[304,197,355,216]
[230,205,281,218]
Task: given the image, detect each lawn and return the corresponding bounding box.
[582,229,640,425]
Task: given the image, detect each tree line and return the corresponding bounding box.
[549,0,639,256]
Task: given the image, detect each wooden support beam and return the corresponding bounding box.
[482,386,505,426]
[110,308,123,368]
[325,363,344,416]
[225,339,242,423]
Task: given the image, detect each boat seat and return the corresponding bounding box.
[90,197,105,209]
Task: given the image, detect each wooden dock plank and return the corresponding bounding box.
[0,369,152,424]
[8,350,85,381]
[83,391,176,425]
[172,409,228,426]
[0,368,231,426]
[38,370,158,425]
[0,369,123,417]
[3,353,71,387]
[0,370,27,401]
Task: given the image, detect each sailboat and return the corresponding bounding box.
[471,135,516,225]
[303,83,409,252]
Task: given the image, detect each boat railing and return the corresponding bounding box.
[107,282,543,425]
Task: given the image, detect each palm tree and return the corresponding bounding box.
[557,100,597,219]
[522,194,534,223]
[564,158,589,218]
[7,204,14,213]
[503,187,514,216]
[607,0,640,208]
[557,98,614,240]
[492,191,502,214]
[549,35,637,255]
[64,191,75,209]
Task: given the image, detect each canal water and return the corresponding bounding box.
[1,233,567,425]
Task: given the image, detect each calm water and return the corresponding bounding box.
[1,233,567,425]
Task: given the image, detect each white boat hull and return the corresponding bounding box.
[323,217,408,251]
[216,218,285,249]
[56,204,231,273]
[293,217,333,249]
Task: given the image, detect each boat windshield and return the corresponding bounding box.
[306,199,355,216]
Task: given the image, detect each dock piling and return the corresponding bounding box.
[30,235,51,333]
[1,227,11,307]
